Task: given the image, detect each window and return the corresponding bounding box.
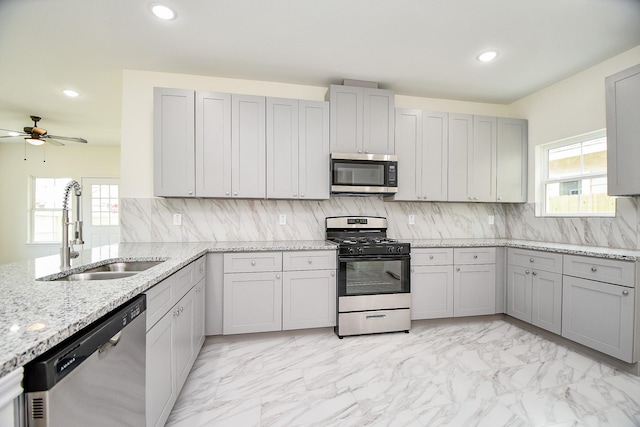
[31,177,72,243]
[539,130,615,216]
[90,183,119,226]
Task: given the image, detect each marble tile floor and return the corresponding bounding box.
[165,317,640,426]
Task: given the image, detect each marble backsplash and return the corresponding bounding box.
[120,196,640,249]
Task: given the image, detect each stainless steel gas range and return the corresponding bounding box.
[326,216,411,338]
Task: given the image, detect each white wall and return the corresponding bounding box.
[0,143,120,264]
[120,70,510,198]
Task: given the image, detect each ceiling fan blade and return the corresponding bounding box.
[0,128,27,136]
[47,139,65,146]
[0,134,27,138]
[46,135,88,144]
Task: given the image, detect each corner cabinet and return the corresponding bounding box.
[328,84,395,154]
[393,109,448,201]
[266,98,330,200]
[154,88,265,198]
[606,63,640,196]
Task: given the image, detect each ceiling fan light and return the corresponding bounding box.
[25,137,44,146]
[477,50,499,63]
[62,89,79,98]
[151,4,176,20]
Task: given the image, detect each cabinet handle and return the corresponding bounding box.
[525,270,530,274]
[251,260,256,266]
[623,290,629,296]
[591,267,597,272]
[456,267,461,272]
[529,258,534,263]
[276,274,281,279]
[532,271,537,276]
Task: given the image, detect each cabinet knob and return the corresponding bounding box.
[233,192,238,196]
[358,150,362,154]
[529,258,534,263]
[468,197,473,200]
[456,267,461,272]
[525,270,530,274]
[188,190,193,195]
[411,268,415,273]
[331,271,335,277]
[301,193,305,197]
[497,197,502,201]
[251,260,256,266]
[226,191,230,196]
[429,255,434,259]
[623,290,629,296]
[473,255,478,259]
[276,274,281,279]
[532,271,537,276]
[308,259,313,264]
[591,267,597,272]
[293,193,297,197]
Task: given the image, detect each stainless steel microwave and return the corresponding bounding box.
[331,153,398,194]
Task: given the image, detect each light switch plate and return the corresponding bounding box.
[279,214,286,225]
[408,215,415,225]
[173,214,182,226]
[488,215,494,225]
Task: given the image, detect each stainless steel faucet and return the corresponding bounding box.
[60,180,84,268]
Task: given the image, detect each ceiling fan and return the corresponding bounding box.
[0,115,87,146]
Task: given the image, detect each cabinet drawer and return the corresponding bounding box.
[563,255,635,287]
[224,252,283,273]
[283,250,336,271]
[193,255,206,284]
[454,247,496,264]
[412,248,453,266]
[145,277,173,331]
[172,262,195,303]
[507,248,562,273]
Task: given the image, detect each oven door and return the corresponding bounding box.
[338,255,410,297]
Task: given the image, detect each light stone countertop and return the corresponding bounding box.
[1,238,638,379]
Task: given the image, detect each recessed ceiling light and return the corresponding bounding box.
[477,50,499,63]
[151,4,176,20]
[62,89,79,98]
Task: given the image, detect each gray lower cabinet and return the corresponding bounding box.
[223,271,283,334]
[410,248,454,319]
[506,248,563,334]
[453,248,496,316]
[145,257,206,427]
[606,63,640,196]
[266,98,330,200]
[562,276,635,362]
[282,269,336,330]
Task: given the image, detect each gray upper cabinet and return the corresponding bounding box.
[154,88,195,197]
[393,109,448,201]
[196,91,232,197]
[329,84,395,154]
[267,98,329,200]
[447,113,474,201]
[606,63,640,196]
[232,94,266,198]
[496,118,528,202]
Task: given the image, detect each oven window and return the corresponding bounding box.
[333,162,385,186]
[341,259,409,296]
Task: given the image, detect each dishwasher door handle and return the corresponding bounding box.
[99,331,122,353]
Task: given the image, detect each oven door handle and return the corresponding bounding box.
[338,255,411,262]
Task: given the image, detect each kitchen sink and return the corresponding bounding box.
[41,260,165,281]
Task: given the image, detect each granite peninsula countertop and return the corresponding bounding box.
[1,238,639,379]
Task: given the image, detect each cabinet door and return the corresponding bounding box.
[153,88,195,197]
[193,279,206,357]
[496,118,527,202]
[146,310,176,427]
[472,115,497,202]
[266,97,299,199]
[363,88,395,154]
[447,113,473,201]
[196,91,232,197]
[298,100,330,199]
[531,270,562,334]
[223,272,283,334]
[232,94,266,198]
[205,253,224,336]
[282,269,336,330]
[329,85,363,153]
[506,265,532,323]
[393,108,422,201]
[453,264,496,316]
[606,63,640,196]
[411,265,454,320]
[175,287,195,392]
[562,276,635,362]
[422,111,449,201]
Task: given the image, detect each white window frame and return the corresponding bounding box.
[29,177,72,244]
[537,129,615,218]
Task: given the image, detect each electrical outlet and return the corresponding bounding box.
[279,214,286,225]
[408,215,415,225]
[173,213,182,226]
[488,215,495,225]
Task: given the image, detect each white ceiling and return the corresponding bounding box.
[1,0,639,146]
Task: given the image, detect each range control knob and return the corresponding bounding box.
[348,247,355,254]
[396,246,403,254]
[387,247,395,254]
[357,247,364,254]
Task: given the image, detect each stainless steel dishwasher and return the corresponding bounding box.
[23,295,146,427]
